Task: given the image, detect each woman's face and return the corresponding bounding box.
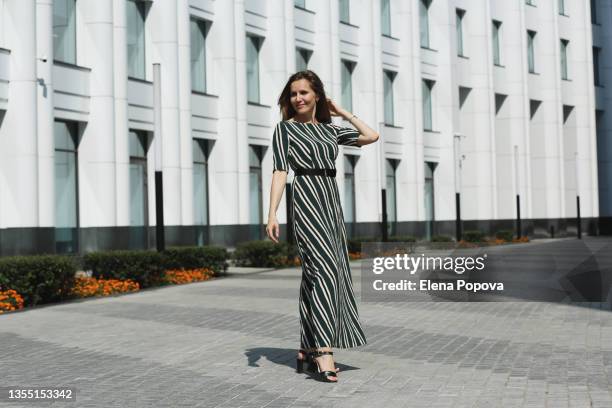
[290,79,319,117]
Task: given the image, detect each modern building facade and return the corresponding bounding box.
[0,0,609,255]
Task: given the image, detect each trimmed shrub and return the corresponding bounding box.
[347,236,378,253]
[161,246,229,275]
[463,230,486,243]
[431,235,453,242]
[82,250,164,288]
[0,255,76,307]
[388,235,417,243]
[495,229,514,242]
[232,240,297,268]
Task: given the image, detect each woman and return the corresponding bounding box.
[265,70,379,382]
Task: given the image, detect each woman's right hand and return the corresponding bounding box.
[266,216,280,243]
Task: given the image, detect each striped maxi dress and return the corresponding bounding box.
[272,120,367,349]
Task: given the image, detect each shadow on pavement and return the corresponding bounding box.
[244,347,360,372]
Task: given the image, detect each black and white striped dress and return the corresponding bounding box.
[272,120,367,349]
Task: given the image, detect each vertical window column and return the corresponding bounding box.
[246,35,262,103]
[492,20,502,66]
[296,48,311,72]
[54,121,79,253]
[127,0,146,79]
[190,18,208,93]
[341,60,354,113]
[560,39,569,80]
[527,30,537,73]
[424,162,436,240]
[193,139,210,245]
[53,0,76,64]
[422,79,435,131]
[456,9,465,57]
[385,159,398,236]
[593,47,601,86]
[383,70,396,125]
[344,155,357,237]
[249,146,264,238]
[339,0,350,23]
[381,0,391,36]
[420,0,431,47]
[129,130,149,248]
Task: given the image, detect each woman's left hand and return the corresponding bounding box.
[327,98,345,117]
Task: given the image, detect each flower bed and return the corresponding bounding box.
[0,289,24,314]
[164,268,214,285]
[69,277,140,298]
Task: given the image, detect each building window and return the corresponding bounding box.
[296,48,311,72]
[193,139,209,245]
[191,18,208,93]
[341,60,354,113]
[560,39,569,80]
[422,79,434,131]
[294,0,305,8]
[339,0,350,23]
[559,0,566,15]
[246,35,262,103]
[381,0,391,36]
[54,120,79,253]
[127,0,146,79]
[594,47,601,86]
[129,131,148,236]
[53,0,76,64]
[424,162,436,240]
[527,30,537,73]
[383,70,396,125]
[456,9,465,57]
[420,0,431,48]
[526,0,535,5]
[344,155,357,224]
[385,159,398,236]
[249,145,263,228]
[591,0,597,24]
[492,20,502,66]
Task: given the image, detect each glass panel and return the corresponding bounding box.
[492,22,500,65]
[385,160,396,222]
[54,120,78,253]
[383,71,394,125]
[419,0,429,47]
[294,0,305,7]
[591,0,597,23]
[424,162,434,239]
[339,0,350,23]
[422,80,432,131]
[53,0,76,64]
[246,36,260,103]
[191,19,207,92]
[129,161,146,226]
[296,49,308,72]
[456,10,464,56]
[249,171,261,224]
[341,61,352,113]
[381,0,391,36]
[193,139,208,226]
[54,121,76,151]
[127,0,146,79]
[561,40,568,79]
[528,31,535,73]
[344,176,354,223]
[129,130,147,158]
[559,0,565,14]
[594,47,600,86]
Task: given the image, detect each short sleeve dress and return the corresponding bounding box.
[272,120,367,349]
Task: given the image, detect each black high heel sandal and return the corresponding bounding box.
[296,349,309,373]
[296,349,340,374]
[307,350,338,383]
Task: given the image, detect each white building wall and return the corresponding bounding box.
[0,0,606,249]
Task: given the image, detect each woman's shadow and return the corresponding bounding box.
[245,347,359,373]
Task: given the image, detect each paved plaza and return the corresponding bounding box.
[1,238,612,407]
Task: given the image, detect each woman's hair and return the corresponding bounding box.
[277,70,332,123]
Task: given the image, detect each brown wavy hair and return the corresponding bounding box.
[277,70,332,123]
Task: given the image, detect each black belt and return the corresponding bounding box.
[295,168,336,177]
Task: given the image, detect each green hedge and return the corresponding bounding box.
[82,250,164,288]
[232,240,297,268]
[463,230,486,243]
[495,229,514,242]
[162,246,229,275]
[431,235,453,242]
[0,255,76,307]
